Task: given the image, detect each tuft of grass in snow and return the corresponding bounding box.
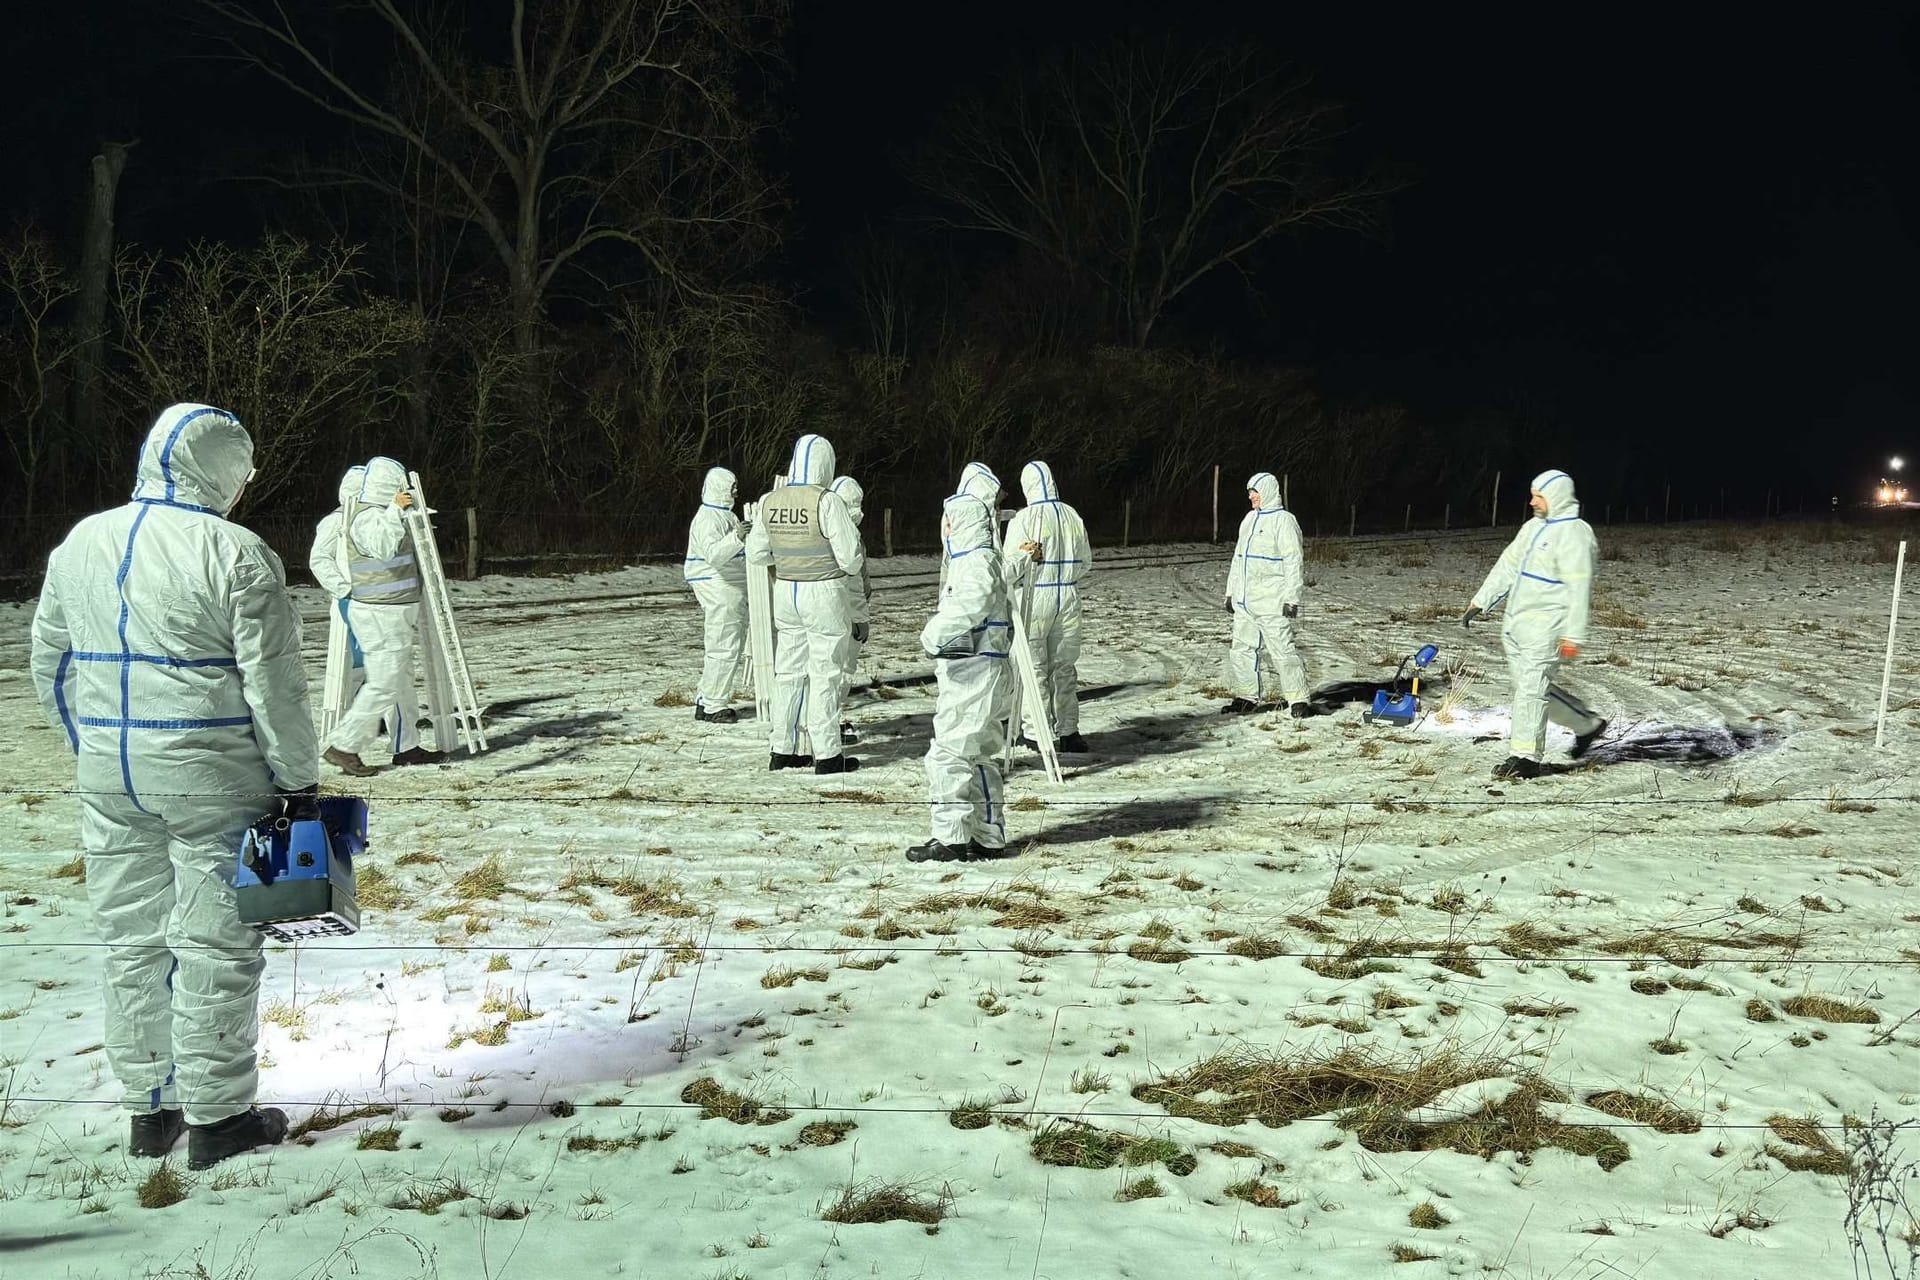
[355,864,409,911]
[1745,999,1778,1022]
[356,1125,402,1151]
[1408,1202,1447,1228]
[820,1180,953,1228]
[1227,935,1287,961]
[652,689,692,707]
[1781,994,1878,1024]
[453,855,510,900]
[1030,1122,1195,1175]
[1765,1114,1851,1175]
[289,1101,396,1142]
[681,1078,791,1126]
[51,855,86,881]
[1133,1043,1504,1130]
[137,1161,188,1209]
[760,965,828,989]
[1391,1244,1441,1263]
[1585,1089,1701,1134]
[798,1119,856,1146]
[1114,1175,1165,1202]
[1345,1073,1632,1172]
[1224,1177,1297,1209]
[388,1176,475,1214]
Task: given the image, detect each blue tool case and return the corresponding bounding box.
[234,796,368,942]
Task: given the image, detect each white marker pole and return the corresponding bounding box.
[1875,540,1907,748]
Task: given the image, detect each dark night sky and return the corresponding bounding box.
[6,2,1917,494]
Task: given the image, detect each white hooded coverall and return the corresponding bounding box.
[30,403,319,1125]
[1003,461,1091,737]
[684,467,748,713]
[921,494,1013,850]
[1471,468,1603,761]
[327,457,423,758]
[828,475,872,686]
[310,465,367,700]
[745,435,865,760]
[1225,472,1309,704]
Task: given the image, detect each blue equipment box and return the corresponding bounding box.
[235,796,367,942]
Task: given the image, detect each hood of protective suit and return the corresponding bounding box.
[701,466,737,507]
[943,494,994,559]
[830,475,865,525]
[956,461,1001,507]
[789,434,836,487]
[132,403,253,515]
[1531,469,1579,519]
[1020,461,1060,503]
[359,456,410,507]
[337,465,367,506]
[1247,472,1281,508]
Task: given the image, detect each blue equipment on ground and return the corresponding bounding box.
[235,796,367,941]
[1365,644,1440,725]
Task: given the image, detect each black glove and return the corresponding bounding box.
[852,622,869,644]
[1462,606,1483,630]
[1223,597,1235,617]
[274,784,321,824]
[1282,603,1300,619]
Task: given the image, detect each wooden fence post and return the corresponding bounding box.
[1212,464,1220,543]
[883,507,893,557]
[1490,470,1501,528]
[465,507,479,580]
[1443,502,1450,530]
[1123,498,1131,548]
[1349,505,1356,537]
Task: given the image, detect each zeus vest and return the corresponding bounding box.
[761,485,845,582]
[345,501,422,604]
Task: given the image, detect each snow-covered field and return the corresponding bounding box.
[2,520,1916,1280]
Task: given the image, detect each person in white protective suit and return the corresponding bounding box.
[828,475,873,745]
[745,434,866,773]
[309,465,368,708]
[1465,468,1609,778]
[910,492,1016,862]
[29,403,316,1169]
[1223,472,1311,717]
[323,457,443,776]
[1002,460,1092,753]
[684,467,748,724]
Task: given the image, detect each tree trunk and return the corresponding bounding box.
[72,141,133,444]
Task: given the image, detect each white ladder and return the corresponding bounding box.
[404,471,487,754]
[1003,573,1064,784]
[745,474,783,727]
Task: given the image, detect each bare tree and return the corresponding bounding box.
[198,0,785,357]
[0,232,83,523]
[913,42,1390,347]
[113,235,425,511]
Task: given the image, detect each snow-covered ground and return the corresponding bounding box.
[2,520,1916,1280]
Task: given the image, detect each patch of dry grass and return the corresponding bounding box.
[1764,1114,1850,1175]
[1781,994,1878,1024]
[1223,1177,1298,1209]
[820,1180,953,1228]
[681,1078,791,1126]
[1031,1122,1195,1175]
[137,1161,188,1209]
[1585,1089,1701,1134]
[1132,1043,1503,1130]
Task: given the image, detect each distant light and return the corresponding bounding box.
[1892,456,1906,472]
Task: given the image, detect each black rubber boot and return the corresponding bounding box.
[129,1108,185,1158]
[695,706,739,725]
[391,746,447,766]
[968,841,1015,860]
[1220,698,1257,715]
[187,1107,289,1171]
[906,838,968,863]
[814,755,860,775]
[1492,755,1542,780]
[1289,702,1312,720]
[1054,733,1089,753]
[769,753,814,771]
[1569,719,1609,759]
